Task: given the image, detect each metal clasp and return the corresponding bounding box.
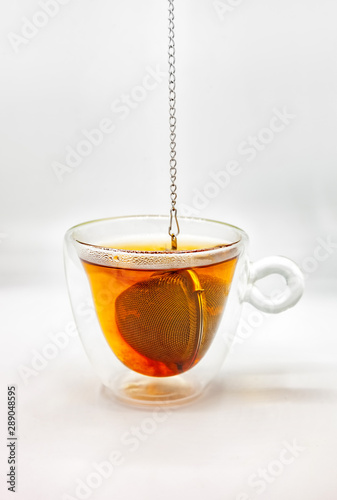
[169,208,180,250]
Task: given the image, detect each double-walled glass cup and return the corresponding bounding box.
[64,216,304,407]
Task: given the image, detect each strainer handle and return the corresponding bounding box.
[244,256,304,313]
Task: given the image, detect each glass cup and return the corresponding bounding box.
[64,215,304,407]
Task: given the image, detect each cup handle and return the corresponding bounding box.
[244,256,304,313]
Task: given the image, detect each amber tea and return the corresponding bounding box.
[82,238,238,378]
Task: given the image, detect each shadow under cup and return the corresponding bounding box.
[64,216,249,406]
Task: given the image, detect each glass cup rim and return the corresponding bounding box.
[66,214,248,256]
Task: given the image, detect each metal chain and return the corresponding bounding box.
[168,0,180,250]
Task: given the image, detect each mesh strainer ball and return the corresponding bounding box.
[115,269,227,372]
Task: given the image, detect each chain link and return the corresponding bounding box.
[168,0,179,249]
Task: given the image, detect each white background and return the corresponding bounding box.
[1,1,336,499]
